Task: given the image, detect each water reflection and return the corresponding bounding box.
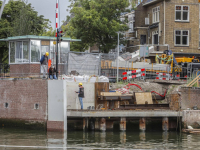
[0,128,200,149]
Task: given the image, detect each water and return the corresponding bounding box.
[0,128,200,150]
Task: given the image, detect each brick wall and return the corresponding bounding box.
[47,121,64,132]
[180,87,200,110]
[10,64,40,77]
[135,0,199,53]
[165,0,199,53]
[0,80,48,124]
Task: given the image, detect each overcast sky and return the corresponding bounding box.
[27,0,71,28]
[4,0,71,28]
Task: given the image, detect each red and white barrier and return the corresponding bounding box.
[156,72,172,80]
[122,68,145,80]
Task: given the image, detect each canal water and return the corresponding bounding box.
[0,128,200,150]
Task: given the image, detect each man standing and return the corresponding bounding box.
[75,83,84,109]
[40,52,49,79]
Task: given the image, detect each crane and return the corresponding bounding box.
[0,0,7,20]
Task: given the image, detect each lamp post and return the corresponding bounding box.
[117,32,119,83]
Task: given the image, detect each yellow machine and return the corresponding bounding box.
[175,57,199,63]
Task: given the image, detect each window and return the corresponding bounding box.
[152,31,158,44]
[175,30,189,46]
[31,40,40,62]
[152,6,160,23]
[175,6,189,21]
[23,42,29,63]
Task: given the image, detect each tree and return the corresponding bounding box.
[0,0,51,63]
[63,0,132,53]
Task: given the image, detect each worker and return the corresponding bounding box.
[75,83,84,109]
[49,64,58,80]
[40,52,49,79]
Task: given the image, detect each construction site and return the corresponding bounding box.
[0,36,200,133]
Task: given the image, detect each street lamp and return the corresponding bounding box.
[117,32,120,83]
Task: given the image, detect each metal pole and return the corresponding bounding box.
[56,29,58,78]
[117,32,119,83]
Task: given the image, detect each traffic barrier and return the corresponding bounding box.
[156,72,172,80]
[122,68,145,80]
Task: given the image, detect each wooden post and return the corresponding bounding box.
[83,118,89,131]
[139,118,146,131]
[100,118,106,131]
[120,117,126,131]
[162,117,169,131]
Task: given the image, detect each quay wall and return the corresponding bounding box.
[0,80,48,128]
[180,88,200,110]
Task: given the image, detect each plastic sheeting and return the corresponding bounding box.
[68,53,100,75]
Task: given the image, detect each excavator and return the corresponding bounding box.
[162,50,200,79]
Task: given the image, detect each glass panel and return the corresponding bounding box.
[176,36,181,44]
[183,31,188,35]
[176,6,181,10]
[23,41,29,63]
[60,42,69,63]
[176,31,181,35]
[41,46,49,58]
[183,12,188,20]
[157,11,159,22]
[176,11,181,20]
[31,40,40,62]
[50,41,56,65]
[16,42,22,63]
[154,34,158,44]
[10,42,15,63]
[183,6,188,10]
[182,36,188,45]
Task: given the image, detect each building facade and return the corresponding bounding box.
[133,0,199,54]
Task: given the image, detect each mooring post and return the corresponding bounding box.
[139,117,146,131]
[120,117,126,131]
[100,118,106,131]
[162,117,169,131]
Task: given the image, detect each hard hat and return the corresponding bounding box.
[79,82,82,86]
[45,52,49,56]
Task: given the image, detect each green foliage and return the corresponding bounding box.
[0,0,51,63]
[64,0,133,52]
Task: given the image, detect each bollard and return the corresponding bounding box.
[162,117,169,131]
[139,117,146,131]
[100,118,106,131]
[120,117,126,131]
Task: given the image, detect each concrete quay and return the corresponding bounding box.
[67,110,182,118]
[67,110,182,132]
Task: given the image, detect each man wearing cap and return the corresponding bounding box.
[75,83,84,109]
[40,52,49,79]
[49,64,58,80]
